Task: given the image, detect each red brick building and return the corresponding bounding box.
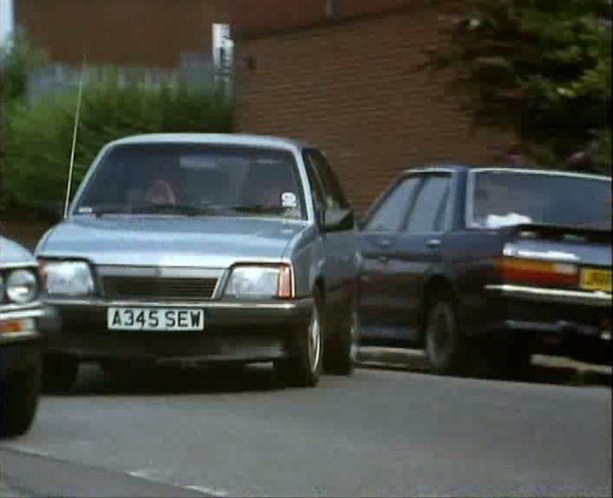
[233,0,510,211]
[15,0,229,67]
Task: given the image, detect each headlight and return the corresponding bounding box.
[224,265,293,299]
[43,261,95,296]
[5,269,39,304]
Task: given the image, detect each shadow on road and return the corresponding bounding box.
[357,348,612,388]
[56,363,282,397]
[44,351,611,398]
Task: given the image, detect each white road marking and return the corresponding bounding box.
[0,444,49,458]
[127,468,229,497]
[127,468,161,478]
[185,484,229,497]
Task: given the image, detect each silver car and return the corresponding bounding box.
[37,134,358,389]
[0,235,44,437]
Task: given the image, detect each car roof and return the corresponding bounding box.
[401,165,610,181]
[106,133,311,151]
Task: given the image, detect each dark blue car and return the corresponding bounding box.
[356,166,611,376]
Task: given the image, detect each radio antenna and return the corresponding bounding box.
[63,51,86,218]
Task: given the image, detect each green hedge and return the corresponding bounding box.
[2,78,234,210]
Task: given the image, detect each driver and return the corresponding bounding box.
[144,165,178,205]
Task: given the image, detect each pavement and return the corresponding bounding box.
[0,349,611,497]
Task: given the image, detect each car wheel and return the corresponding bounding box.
[323,307,357,376]
[425,294,472,376]
[43,354,79,393]
[275,290,324,387]
[1,360,41,437]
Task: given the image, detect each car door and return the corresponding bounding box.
[302,149,355,313]
[389,171,454,337]
[357,175,420,335]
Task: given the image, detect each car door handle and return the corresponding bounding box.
[378,239,391,248]
[426,238,441,249]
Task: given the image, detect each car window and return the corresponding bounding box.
[304,160,326,212]
[74,143,306,219]
[470,170,611,229]
[404,174,451,233]
[303,150,349,210]
[364,176,420,232]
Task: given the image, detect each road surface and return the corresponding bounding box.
[1,357,611,497]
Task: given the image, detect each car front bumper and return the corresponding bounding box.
[40,298,314,365]
[0,304,45,376]
[484,284,611,364]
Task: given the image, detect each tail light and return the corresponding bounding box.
[277,265,294,299]
[495,257,578,287]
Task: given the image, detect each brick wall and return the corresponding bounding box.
[231,0,412,37]
[236,2,511,212]
[15,0,229,67]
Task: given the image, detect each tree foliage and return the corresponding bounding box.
[429,0,611,173]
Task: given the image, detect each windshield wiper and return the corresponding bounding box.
[89,206,131,217]
[90,204,220,217]
[129,203,220,216]
[90,203,292,218]
[222,204,290,215]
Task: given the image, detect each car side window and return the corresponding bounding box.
[364,176,420,232]
[404,174,452,233]
[304,158,326,211]
[303,150,349,210]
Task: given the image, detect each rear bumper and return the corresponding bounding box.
[486,284,611,308]
[482,285,611,363]
[0,305,44,376]
[40,298,313,364]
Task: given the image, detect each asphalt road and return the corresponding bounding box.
[1,357,611,497]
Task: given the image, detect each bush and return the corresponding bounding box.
[0,29,48,105]
[2,77,234,210]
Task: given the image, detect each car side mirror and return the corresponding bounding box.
[324,208,355,232]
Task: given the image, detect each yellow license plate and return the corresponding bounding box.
[580,268,612,292]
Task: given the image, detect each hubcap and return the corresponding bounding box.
[307,306,322,372]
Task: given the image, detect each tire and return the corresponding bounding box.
[1,361,41,438]
[323,307,357,376]
[424,294,473,376]
[275,290,325,387]
[43,354,79,393]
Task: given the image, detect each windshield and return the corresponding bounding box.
[469,170,612,229]
[73,143,306,219]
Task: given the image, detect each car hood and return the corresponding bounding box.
[0,235,36,266]
[36,216,308,268]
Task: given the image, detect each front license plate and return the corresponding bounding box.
[107,307,205,331]
[580,268,612,293]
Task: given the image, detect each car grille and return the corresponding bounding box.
[102,276,218,301]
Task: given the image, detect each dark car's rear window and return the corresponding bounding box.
[469,170,612,229]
